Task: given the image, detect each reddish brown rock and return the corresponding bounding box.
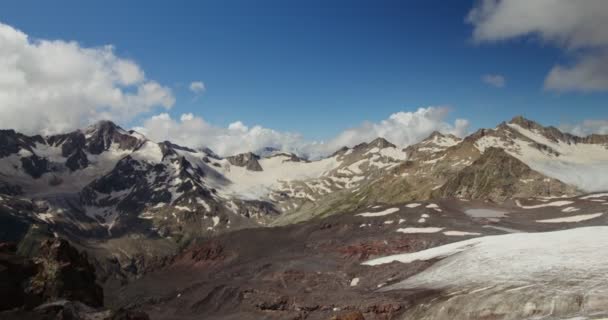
[331,310,365,320]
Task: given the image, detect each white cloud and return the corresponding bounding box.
[189,81,206,94]
[545,52,608,92]
[467,0,608,92]
[137,112,305,157]
[560,120,608,137]
[136,107,470,159]
[482,74,506,88]
[0,21,174,135]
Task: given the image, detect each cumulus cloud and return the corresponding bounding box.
[136,107,470,159]
[467,0,608,92]
[545,52,608,92]
[482,74,506,88]
[0,22,174,135]
[136,113,305,157]
[560,120,608,137]
[189,81,206,94]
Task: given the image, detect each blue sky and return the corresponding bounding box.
[1,0,607,153]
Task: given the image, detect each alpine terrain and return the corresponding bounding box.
[2,116,608,320]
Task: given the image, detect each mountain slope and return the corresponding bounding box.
[433,147,577,201]
[473,116,608,192]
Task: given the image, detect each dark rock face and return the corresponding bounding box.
[0,243,38,311]
[0,239,103,313]
[0,130,22,158]
[85,120,141,155]
[226,152,263,171]
[65,148,89,171]
[46,131,86,158]
[21,154,50,179]
[0,181,23,196]
[1,300,150,320]
[27,239,104,308]
[0,130,41,158]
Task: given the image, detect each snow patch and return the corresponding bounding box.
[363,227,608,296]
[356,207,400,217]
[536,213,603,223]
[397,227,444,234]
[515,200,573,209]
[443,231,482,236]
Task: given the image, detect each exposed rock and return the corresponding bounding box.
[368,137,396,149]
[1,300,150,320]
[27,239,103,308]
[65,148,89,171]
[0,129,42,158]
[84,120,142,155]
[0,181,23,196]
[226,152,263,171]
[331,311,365,320]
[21,154,50,179]
[0,242,38,310]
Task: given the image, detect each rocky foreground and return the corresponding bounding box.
[107,194,608,320]
[0,238,148,320]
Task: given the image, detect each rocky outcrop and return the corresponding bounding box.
[65,148,89,171]
[0,239,149,320]
[331,311,365,320]
[226,152,263,171]
[20,154,50,179]
[2,239,103,311]
[0,242,38,310]
[0,181,22,196]
[27,239,103,308]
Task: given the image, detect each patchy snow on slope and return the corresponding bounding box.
[0,141,132,196]
[219,154,341,199]
[405,203,422,208]
[356,207,400,217]
[362,227,608,296]
[378,147,407,161]
[562,207,581,213]
[536,213,603,223]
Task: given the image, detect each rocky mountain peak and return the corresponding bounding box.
[369,137,396,149]
[508,115,543,129]
[84,120,121,135]
[423,131,461,144]
[427,130,445,139]
[84,120,142,154]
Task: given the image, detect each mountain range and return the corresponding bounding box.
[2,116,608,319]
